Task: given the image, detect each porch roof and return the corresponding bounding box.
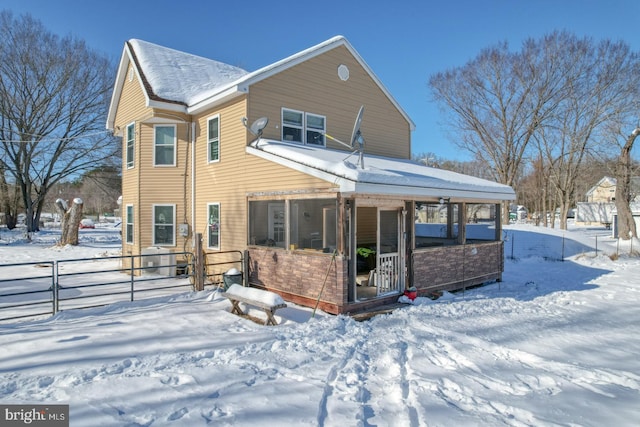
[247,139,516,201]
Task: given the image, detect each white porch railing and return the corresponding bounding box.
[376,252,401,295]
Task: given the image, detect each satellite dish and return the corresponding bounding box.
[322,105,366,168]
[350,105,364,148]
[242,116,269,138]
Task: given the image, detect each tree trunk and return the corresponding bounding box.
[614,129,639,240]
[56,198,84,246]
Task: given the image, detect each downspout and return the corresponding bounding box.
[191,121,196,246]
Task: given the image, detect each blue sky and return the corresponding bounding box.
[3,0,640,160]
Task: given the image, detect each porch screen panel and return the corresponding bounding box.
[466,203,497,241]
[415,202,458,247]
[249,200,285,248]
[289,199,337,251]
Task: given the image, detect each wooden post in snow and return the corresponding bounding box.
[194,233,204,291]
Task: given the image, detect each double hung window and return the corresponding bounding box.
[207,116,220,163]
[153,204,175,246]
[126,123,135,169]
[154,125,176,166]
[282,108,325,146]
[208,203,220,249]
[125,205,134,244]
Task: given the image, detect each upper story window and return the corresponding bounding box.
[207,115,220,163]
[282,108,325,146]
[306,113,325,146]
[126,122,135,169]
[154,125,176,166]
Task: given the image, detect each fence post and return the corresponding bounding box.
[194,233,204,291]
[130,254,135,301]
[511,233,515,260]
[52,261,58,314]
[243,250,249,287]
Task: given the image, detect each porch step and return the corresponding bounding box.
[350,302,405,322]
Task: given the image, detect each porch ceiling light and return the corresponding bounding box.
[439,197,450,205]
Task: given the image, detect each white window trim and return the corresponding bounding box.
[125,204,134,245]
[281,108,304,143]
[305,112,326,147]
[207,115,220,163]
[153,124,176,167]
[207,202,221,250]
[281,108,326,146]
[152,204,176,247]
[126,122,135,169]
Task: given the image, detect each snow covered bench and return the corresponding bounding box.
[221,284,287,326]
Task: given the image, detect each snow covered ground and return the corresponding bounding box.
[1,223,639,426]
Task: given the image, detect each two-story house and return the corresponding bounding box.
[106,36,515,314]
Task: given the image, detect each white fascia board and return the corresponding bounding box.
[147,99,188,113]
[352,182,516,201]
[187,85,246,115]
[106,48,133,131]
[247,145,515,201]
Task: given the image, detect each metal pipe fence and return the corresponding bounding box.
[0,252,195,323]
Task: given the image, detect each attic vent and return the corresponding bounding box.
[337,64,349,81]
[128,67,134,82]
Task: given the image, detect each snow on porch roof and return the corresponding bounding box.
[247,139,516,201]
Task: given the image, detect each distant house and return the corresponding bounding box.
[585,176,640,203]
[106,36,515,314]
[578,176,640,230]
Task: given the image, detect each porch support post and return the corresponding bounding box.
[348,198,357,302]
[495,203,502,241]
[447,203,454,239]
[458,202,467,245]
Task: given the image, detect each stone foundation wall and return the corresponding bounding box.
[412,241,503,293]
[248,241,504,314]
[247,248,348,313]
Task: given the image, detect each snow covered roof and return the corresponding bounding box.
[107,36,414,131]
[127,39,249,106]
[247,139,515,201]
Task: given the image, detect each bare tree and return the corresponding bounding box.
[430,32,640,228]
[429,33,569,223]
[0,163,21,228]
[77,166,121,220]
[0,11,118,232]
[537,38,640,229]
[615,129,639,240]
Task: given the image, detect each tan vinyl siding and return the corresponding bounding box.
[357,207,377,244]
[113,65,150,255]
[116,44,414,259]
[247,46,411,159]
[137,120,191,251]
[194,98,337,252]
